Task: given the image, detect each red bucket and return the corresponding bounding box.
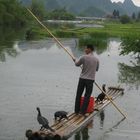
[80,97,94,113]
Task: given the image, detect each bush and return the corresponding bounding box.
[120,15,131,24]
[55,30,77,38]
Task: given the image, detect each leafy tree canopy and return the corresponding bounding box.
[120,35,140,58]
[47,8,75,20]
[120,15,131,24]
[0,0,30,27]
[30,0,46,20]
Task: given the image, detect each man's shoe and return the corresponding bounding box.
[78,113,86,118]
[75,112,79,115]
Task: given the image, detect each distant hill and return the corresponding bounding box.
[20,0,140,17]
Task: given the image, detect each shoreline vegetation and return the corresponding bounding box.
[26,22,140,58]
[26,21,140,39]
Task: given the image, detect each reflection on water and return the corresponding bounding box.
[99,110,105,129]
[74,120,94,140]
[118,61,140,90]
[0,43,18,62]
[96,109,105,129]
[74,125,90,140]
[103,117,126,140]
[118,35,140,90]
[95,40,108,55]
[1,36,108,62]
[79,34,108,55]
[0,27,26,62]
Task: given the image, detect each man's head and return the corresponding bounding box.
[85,44,94,54]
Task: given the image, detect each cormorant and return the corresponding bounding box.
[96,84,106,103]
[36,107,54,132]
[54,111,68,121]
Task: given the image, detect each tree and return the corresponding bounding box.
[30,0,46,20]
[120,15,131,24]
[120,36,140,57]
[113,9,119,18]
[0,3,6,25]
[113,9,117,18]
[47,8,75,20]
[118,62,140,90]
[137,11,140,20]
[132,12,136,20]
[116,10,120,18]
[0,0,30,27]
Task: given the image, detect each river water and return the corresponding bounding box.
[0,38,140,140]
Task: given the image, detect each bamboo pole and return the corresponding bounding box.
[26,8,75,60]
[26,8,126,119]
[95,83,126,118]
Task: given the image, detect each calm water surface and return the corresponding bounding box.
[0,38,140,140]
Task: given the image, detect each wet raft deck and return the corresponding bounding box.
[31,86,124,139]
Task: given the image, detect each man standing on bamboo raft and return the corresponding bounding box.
[73,44,99,116]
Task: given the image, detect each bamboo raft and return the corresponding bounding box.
[26,86,124,140]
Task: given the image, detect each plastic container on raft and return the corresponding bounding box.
[80,97,95,113]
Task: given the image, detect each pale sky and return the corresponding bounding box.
[111,0,140,6]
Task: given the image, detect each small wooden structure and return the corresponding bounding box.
[26,86,124,140]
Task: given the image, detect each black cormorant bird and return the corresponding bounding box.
[36,107,54,132]
[96,84,106,103]
[54,111,68,121]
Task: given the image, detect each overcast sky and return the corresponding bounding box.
[111,0,140,6]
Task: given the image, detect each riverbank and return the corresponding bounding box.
[26,22,140,40]
[27,22,139,56]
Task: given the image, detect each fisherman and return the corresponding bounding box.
[73,44,99,116]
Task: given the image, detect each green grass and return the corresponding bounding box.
[27,22,140,40]
[76,23,140,38]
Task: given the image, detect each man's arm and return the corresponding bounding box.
[74,57,83,67]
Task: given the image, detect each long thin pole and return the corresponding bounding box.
[26,8,75,60]
[26,8,126,118]
[95,83,126,118]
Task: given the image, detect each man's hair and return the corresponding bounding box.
[86,44,94,51]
